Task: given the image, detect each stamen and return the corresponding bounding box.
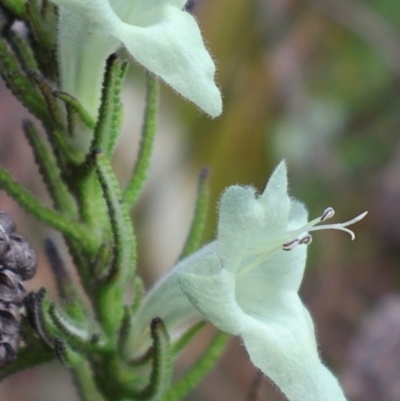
[239,209,367,278]
[283,234,312,251]
[320,207,335,222]
[299,234,312,245]
[283,238,299,251]
[340,211,368,226]
[309,211,368,241]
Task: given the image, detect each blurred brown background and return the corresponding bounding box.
[2,0,400,400]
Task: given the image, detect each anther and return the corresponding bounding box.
[283,238,299,251]
[299,234,313,245]
[320,207,335,222]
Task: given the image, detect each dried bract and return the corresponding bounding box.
[0,268,26,304]
[2,234,38,281]
[0,211,37,366]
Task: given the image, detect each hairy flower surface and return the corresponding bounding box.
[51,0,222,118]
[132,162,367,401]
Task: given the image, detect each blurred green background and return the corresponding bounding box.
[2,0,400,400]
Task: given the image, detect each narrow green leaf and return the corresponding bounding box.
[171,321,206,357]
[131,276,145,315]
[65,102,75,137]
[48,128,86,166]
[24,120,78,217]
[134,318,172,400]
[161,331,229,401]
[44,238,87,323]
[62,237,89,288]
[5,29,38,71]
[179,168,210,259]
[54,90,96,130]
[93,150,136,334]
[24,292,38,336]
[118,277,145,361]
[0,36,49,122]
[25,289,57,347]
[0,165,96,250]
[91,242,112,280]
[94,151,136,282]
[107,61,128,156]
[107,100,124,156]
[27,69,65,129]
[91,322,171,401]
[125,321,206,387]
[25,0,58,79]
[40,0,50,17]
[117,306,132,358]
[124,75,159,208]
[92,55,127,155]
[127,345,153,368]
[54,337,83,367]
[27,288,103,356]
[49,303,104,352]
[1,0,26,19]
[25,0,54,49]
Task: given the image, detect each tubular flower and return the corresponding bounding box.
[51,0,222,118]
[132,162,366,401]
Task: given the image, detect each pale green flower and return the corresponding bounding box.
[132,162,366,401]
[51,0,222,118]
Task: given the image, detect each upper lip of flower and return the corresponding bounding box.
[53,0,222,118]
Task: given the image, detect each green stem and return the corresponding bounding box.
[0,345,53,382]
[71,361,107,401]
